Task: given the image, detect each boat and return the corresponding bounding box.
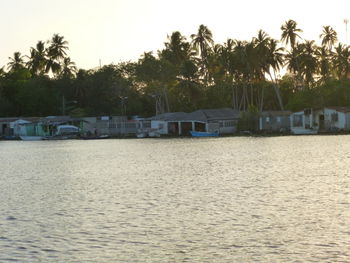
[147,128,161,138]
[136,132,147,138]
[190,131,219,137]
[20,136,43,141]
[148,131,160,137]
[43,135,69,140]
[291,128,318,135]
[56,125,80,137]
[136,128,148,138]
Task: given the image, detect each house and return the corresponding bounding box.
[150,108,240,136]
[150,112,188,135]
[0,118,21,136]
[316,107,350,132]
[290,109,321,134]
[80,116,146,136]
[11,116,86,138]
[0,117,42,137]
[259,111,292,133]
[192,108,240,134]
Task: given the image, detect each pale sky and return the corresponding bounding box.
[1,0,350,70]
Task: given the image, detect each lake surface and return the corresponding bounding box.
[1,136,350,262]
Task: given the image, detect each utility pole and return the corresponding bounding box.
[344,19,349,44]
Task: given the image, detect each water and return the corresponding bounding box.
[1,136,350,262]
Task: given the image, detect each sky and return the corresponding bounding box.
[1,0,350,70]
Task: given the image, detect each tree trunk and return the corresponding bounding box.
[163,86,170,112]
[268,71,284,111]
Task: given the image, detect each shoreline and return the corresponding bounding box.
[2,131,350,141]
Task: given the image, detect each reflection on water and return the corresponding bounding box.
[1,136,350,262]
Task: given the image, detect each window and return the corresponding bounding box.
[266,117,270,123]
[277,117,281,122]
[224,121,235,127]
[293,115,303,127]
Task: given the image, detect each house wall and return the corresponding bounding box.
[81,116,137,136]
[290,112,303,127]
[81,117,97,133]
[0,122,12,136]
[107,122,137,135]
[345,113,350,130]
[260,116,290,132]
[151,120,168,134]
[208,122,220,133]
[218,120,238,134]
[323,108,346,130]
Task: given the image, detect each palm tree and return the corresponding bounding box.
[299,40,318,86]
[46,34,69,76]
[254,30,270,48]
[333,43,350,79]
[253,30,271,79]
[0,66,5,77]
[320,26,338,50]
[207,43,226,83]
[281,19,303,50]
[26,41,47,75]
[191,24,214,82]
[281,20,303,88]
[7,52,25,72]
[47,34,68,60]
[316,46,331,82]
[161,31,192,67]
[265,39,285,110]
[191,24,214,61]
[60,57,77,79]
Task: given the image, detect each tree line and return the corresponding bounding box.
[1,20,350,117]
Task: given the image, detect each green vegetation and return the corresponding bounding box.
[1,20,350,117]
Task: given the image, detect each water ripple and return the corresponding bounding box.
[1,137,350,262]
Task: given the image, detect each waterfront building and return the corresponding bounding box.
[150,108,240,136]
[259,111,292,133]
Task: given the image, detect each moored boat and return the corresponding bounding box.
[190,131,219,137]
[20,136,43,141]
[136,132,147,138]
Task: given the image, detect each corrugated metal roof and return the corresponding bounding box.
[0,117,41,123]
[150,112,185,121]
[325,106,350,113]
[151,108,240,122]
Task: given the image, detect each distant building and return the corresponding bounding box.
[150,108,240,136]
[290,109,320,134]
[80,116,149,136]
[259,111,292,133]
[315,106,350,132]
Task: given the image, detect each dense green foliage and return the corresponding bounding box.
[2,21,350,117]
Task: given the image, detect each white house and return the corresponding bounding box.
[290,109,320,134]
[317,107,350,132]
